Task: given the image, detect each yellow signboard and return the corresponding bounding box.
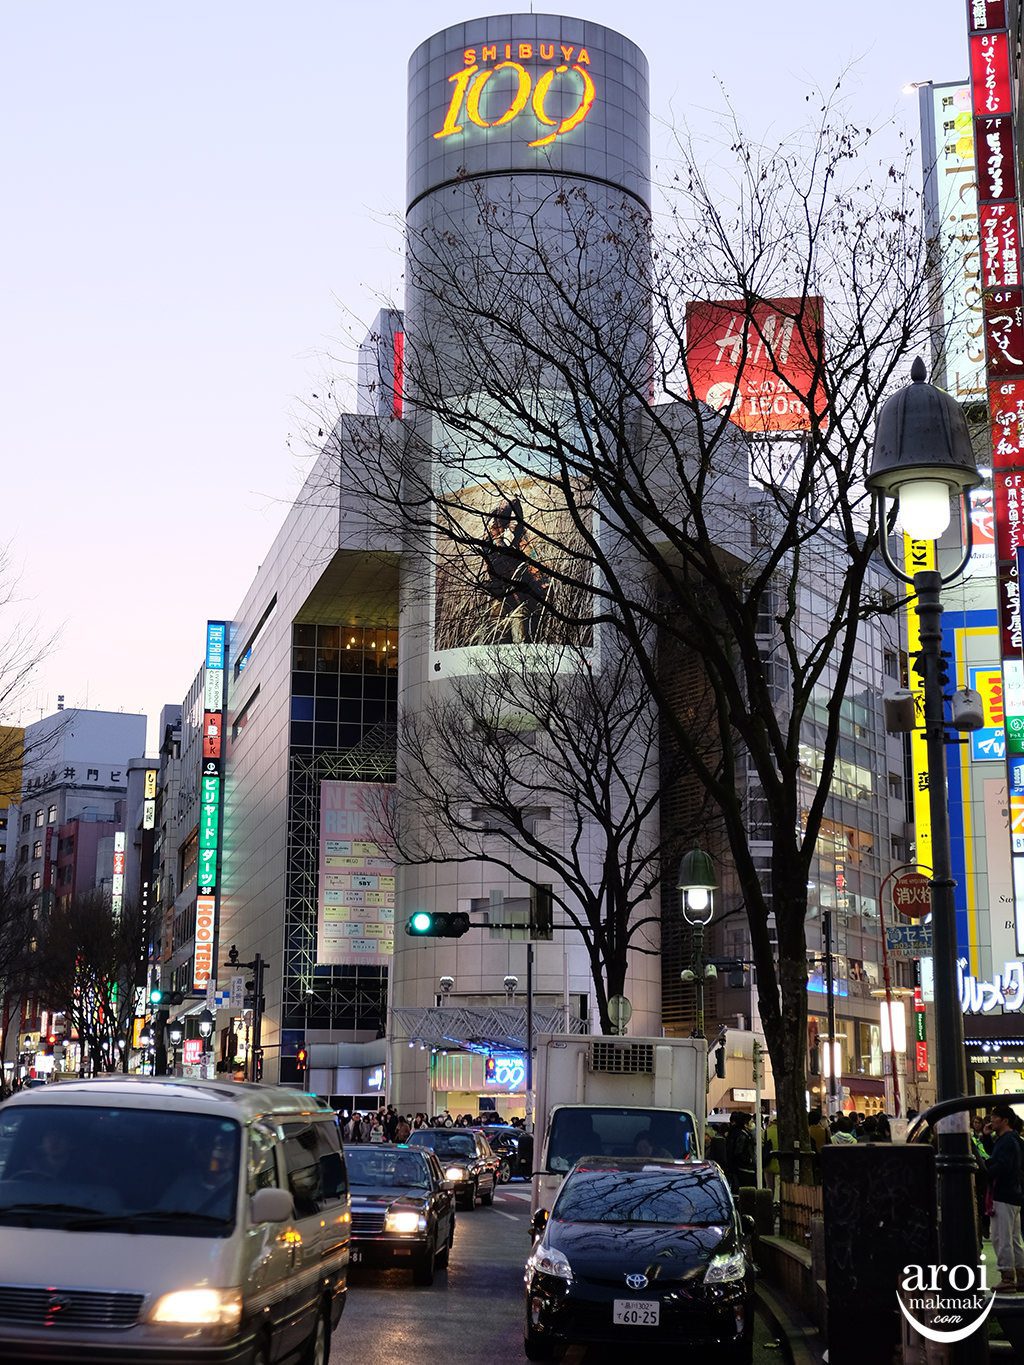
[904,536,935,873]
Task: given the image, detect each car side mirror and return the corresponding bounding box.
[741,1213,756,1237]
[250,1187,295,1224]
[530,1208,549,1240]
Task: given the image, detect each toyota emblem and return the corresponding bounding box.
[625,1273,648,1290]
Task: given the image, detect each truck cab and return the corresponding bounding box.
[530,1035,707,1216]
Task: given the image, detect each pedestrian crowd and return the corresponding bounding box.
[340,1104,526,1143]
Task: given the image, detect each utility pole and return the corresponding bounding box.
[226,946,267,1082]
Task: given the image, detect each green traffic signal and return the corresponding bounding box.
[149,989,163,1005]
[404,911,471,938]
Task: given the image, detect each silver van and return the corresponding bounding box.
[0,1076,349,1363]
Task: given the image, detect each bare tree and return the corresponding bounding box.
[388,630,720,1033]
[31,892,158,1076]
[328,100,942,1161]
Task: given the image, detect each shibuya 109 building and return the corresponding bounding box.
[188,14,909,1117]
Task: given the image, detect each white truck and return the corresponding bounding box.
[531,1032,708,1214]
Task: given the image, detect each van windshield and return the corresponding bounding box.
[546,1107,695,1172]
[0,1104,241,1235]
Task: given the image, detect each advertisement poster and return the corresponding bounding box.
[317,781,395,967]
[684,296,825,432]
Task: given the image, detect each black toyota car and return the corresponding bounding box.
[347,1143,456,1286]
[523,1157,754,1362]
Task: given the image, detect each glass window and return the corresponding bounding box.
[280,1122,323,1217]
[20,815,29,834]
[47,806,56,823]
[34,810,44,828]
[30,873,40,891]
[544,1107,696,1172]
[347,1147,430,1189]
[0,1105,241,1235]
[247,1124,279,1195]
[553,1166,732,1226]
[408,1130,478,1159]
[32,841,42,860]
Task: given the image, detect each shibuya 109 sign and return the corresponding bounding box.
[434,41,596,148]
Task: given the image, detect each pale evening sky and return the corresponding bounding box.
[3,2,967,751]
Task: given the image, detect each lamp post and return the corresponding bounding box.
[197,1008,215,1078]
[677,849,717,1039]
[866,356,982,1356]
[167,1021,184,1076]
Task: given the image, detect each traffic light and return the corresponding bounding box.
[296,1045,308,1070]
[404,911,471,938]
[148,970,162,1007]
[531,883,553,940]
[45,1033,57,1056]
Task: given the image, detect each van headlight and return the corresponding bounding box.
[149,1287,243,1328]
[385,1208,427,1233]
[446,1166,467,1181]
[527,1243,573,1282]
[704,1251,747,1284]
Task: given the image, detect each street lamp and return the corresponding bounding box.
[677,849,717,1039]
[167,1021,184,1076]
[867,355,981,1346]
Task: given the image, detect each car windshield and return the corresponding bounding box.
[409,1131,476,1158]
[553,1167,732,1226]
[347,1148,430,1189]
[546,1107,695,1171]
[0,1104,241,1235]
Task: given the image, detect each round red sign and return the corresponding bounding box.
[892,872,931,921]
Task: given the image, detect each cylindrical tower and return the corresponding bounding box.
[392,15,659,1112]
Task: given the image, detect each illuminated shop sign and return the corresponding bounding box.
[194,620,228,993]
[111,830,126,919]
[484,1053,527,1088]
[435,43,595,148]
[959,957,1024,1012]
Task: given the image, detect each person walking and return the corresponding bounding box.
[986,1103,1024,1291]
[724,1112,757,1193]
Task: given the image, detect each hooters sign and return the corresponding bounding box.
[434,42,596,148]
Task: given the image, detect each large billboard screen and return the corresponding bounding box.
[317,781,395,967]
[429,390,595,675]
[685,297,825,433]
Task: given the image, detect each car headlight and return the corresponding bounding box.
[527,1243,573,1282]
[704,1250,747,1284]
[385,1208,427,1233]
[149,1287,243,1328]
[446,1166,467,1181]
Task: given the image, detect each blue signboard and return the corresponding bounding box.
[206,620,227,671]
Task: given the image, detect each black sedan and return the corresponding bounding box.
[408,1127,500,1208]
[523,1157,754,1362]
[473,1124,533,1182]
[346,1144,456,1286]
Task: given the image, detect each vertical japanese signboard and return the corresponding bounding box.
[194,621,228,993]
[904,538,936,875]
[111,830,126,920]
[967,0,1024,956]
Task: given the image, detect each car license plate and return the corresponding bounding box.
[350,1249,362,1264]
[613,1299,659,1326]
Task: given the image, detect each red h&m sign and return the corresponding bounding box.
[685,297,825,433]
